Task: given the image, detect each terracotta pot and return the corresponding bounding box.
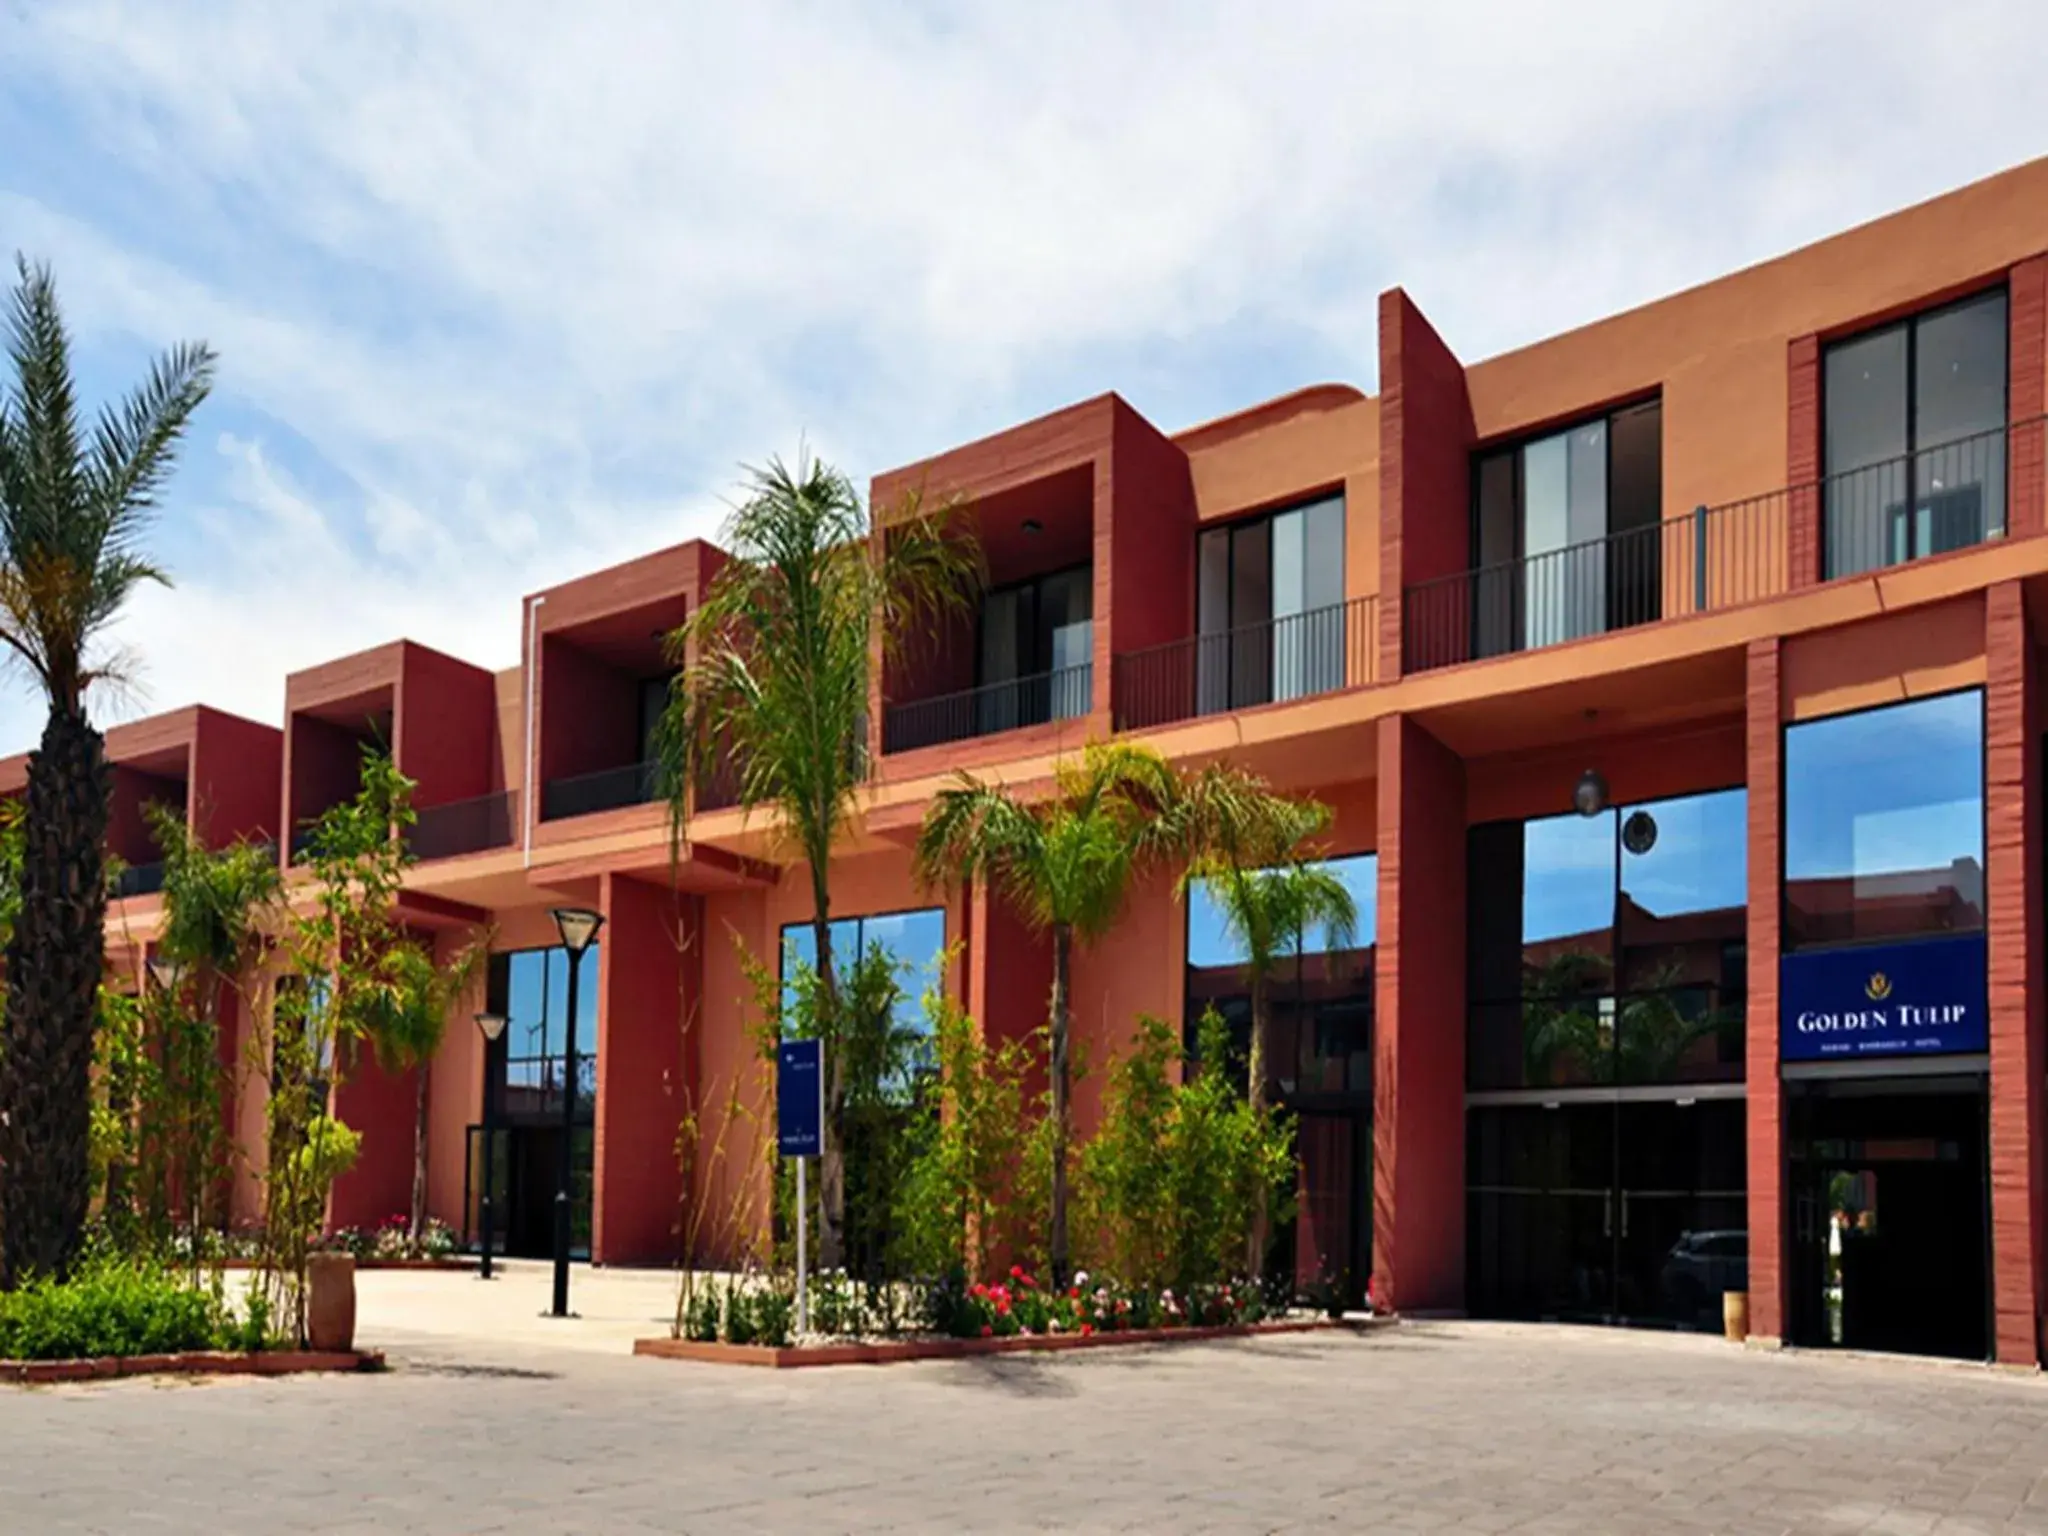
[1722,1289,1748,1343]
[307,1252,357,1353]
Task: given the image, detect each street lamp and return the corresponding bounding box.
[548,906,604,1318]
[473,1011,508,1281]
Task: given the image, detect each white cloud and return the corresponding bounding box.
[2,0,2045,747]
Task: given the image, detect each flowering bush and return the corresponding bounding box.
[936,1266,1266,1340]
[322,1214,460,1261]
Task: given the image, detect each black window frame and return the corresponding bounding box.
[1194,488,1348,710]
[1820,286,2010,577]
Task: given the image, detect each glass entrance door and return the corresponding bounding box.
[1469,1095,1746,1329]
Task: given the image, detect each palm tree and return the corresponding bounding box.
[359,931,489,1253]
[656,451,976,1268]
[0,258,213,1284]
[913,741,1183,1283]
[1179,769,1355,1275]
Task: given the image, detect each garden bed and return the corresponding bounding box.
[1,1348,384,1386]
[634,1316,1380,1369]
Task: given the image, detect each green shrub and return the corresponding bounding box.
[0,1259,270,1362]
[682,1287,720,1343]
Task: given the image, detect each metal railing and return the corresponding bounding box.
[1403,416,2044,675]
[111,860,165,899]
[540,761,660,821]
[1112,596,1377,732]
[408,790,518,861]
[882,663,1093,755]
[1818,416,2033,579]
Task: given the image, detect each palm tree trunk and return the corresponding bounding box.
[811,887,845,1273]
[1049,921,1072,1287]
[1247,970,1269,1279]
[0,706,110,1287]
[409,1059,431,1252]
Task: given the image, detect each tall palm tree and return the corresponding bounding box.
[656,451,976,1268]
[913,741,1183,1283]
[0,258,213,1284]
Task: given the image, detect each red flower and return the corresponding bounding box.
[1080,1323,1093,1337]
[1009,1265,1023,1279]
[980,1325,993,1337]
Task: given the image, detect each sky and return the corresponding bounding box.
[2,1,2046,752]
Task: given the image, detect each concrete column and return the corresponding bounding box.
[590,873,698,1266]
[1986,581,2045,1367]
[1371,713,1466,1313]
[1743,637,1789,1345]
[1786,336,1822,591]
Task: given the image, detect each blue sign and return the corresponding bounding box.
[1780,933,1988,1062]
[777,1039,823,1157]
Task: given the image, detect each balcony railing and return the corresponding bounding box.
[1403,416,2044,675]
[111,860,165,899]
[882,664,1093,755]
[1112,596,1377,732]
[1818,416,2035,580]
[408,791,518,861]
[540,761,661,822]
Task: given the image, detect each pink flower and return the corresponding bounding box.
[980,1325,992,1338]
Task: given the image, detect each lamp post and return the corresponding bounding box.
[473,1011,508,1280]
[548,906,604,1319]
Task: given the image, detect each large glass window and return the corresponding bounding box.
[1469,400,1663,656]
[1196,494,1347,712]
[779,907,947,1071]
[1186,852,1377,1098]
[491,945,602,1119]
[1823,290,2007,578]
[977,566,1092,731]
[1783,690,1985,948]
[1467,787,1747,1089]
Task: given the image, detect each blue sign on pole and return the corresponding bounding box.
[777,1039,823,1157]
[1780,933,1988,1062]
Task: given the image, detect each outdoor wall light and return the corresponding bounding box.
[145,955,178,993]
[474,1010,508,1043]
[551,906,604,955]
[1572,769,1609,817]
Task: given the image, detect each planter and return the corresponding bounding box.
[1,1350,383,1386]
[306,1252,357,1353]
[635,1315,1384,1370]
[1722,1289,1749,1342]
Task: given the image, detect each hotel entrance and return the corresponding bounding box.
[1785,1076,1988,1360]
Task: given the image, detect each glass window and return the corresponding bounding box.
[1824,291,2007,578]
[491,944,601,1118]
[1468,401,1662,658]
[1784,690,1985,948]
[1194,495,1348,711]
[777,908,947,1046]
[1467,787,1747,1089]
[976,566,1092,731]
[1185,853,1377,1099]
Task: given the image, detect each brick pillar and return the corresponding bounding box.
[1786,336,1822,590]
[1371,713,1466,1313]
[1743,637,1789,1344]
[1986,581,2045,1367]
[591,873,697,1265]
[1377,289,1473,681]
[2009,255,2047,540]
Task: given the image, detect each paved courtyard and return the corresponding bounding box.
[3,1264,2046,1533]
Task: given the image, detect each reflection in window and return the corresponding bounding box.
[1185,853,1376,1098]
[1467,789,1747,1090]
[490,945,602,1120]
[1823,291,2008,578]
[778,908,947,1066]
[1784,690,1984,948]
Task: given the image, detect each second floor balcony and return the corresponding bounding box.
[1113,595,1376,732]
[883,663,1092,755]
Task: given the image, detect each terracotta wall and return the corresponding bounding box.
[1065,869,1188,1131]
[538,636,637,788]
[1984,582,2044,1366]
[1108,400,1196,660]
[329,1046,418,1232]
[288,713,374,832]
[1742,638,1787,1344]
[1779,597,1987,719]
[192,712,284,848]
[591,874,697,1264]
[1377,289,1474,679]
[108,764,182,866]
[1371,714,1467,1313]
[424,925,488,1234]
[398,646,497,810]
